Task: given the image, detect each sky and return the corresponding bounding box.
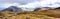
[0,0,60,10]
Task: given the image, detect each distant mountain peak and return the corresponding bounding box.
[2,6,22,12]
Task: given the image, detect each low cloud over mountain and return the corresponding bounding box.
[0,0,60,11]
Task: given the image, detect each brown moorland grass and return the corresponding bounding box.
[0,9,60,19]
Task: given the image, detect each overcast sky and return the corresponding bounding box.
[0,0,60,10]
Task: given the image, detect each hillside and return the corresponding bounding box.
[0,9,60,19]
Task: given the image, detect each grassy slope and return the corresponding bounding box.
[0,9,60,19]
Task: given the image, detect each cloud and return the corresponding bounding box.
[0,0,60,10]
[0,0,42,5]
[0,0,59,8]
[0,3,20,10]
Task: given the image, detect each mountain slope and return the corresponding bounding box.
[2,6,22,12]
